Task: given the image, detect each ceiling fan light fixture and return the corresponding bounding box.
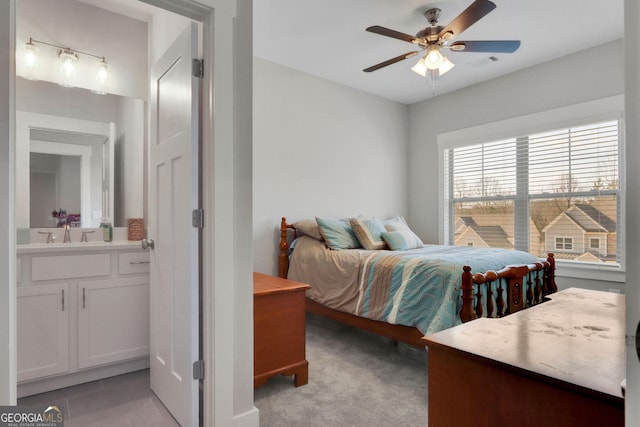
[425,45,444,69]
[411,57,427,77]
[439,57,455,76]
[363,0,521,85]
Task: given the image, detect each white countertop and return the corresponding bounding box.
[17,240,144,254]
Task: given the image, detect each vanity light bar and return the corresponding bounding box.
[24,37,109,94]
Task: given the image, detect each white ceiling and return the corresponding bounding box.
[82,0,624,105]
[78,0,156,22]
[254,0,624,105]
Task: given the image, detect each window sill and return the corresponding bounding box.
[554,261,625,283]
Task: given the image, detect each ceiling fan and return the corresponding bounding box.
[363,0,520,78]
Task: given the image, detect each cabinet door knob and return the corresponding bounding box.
[141,239,155,250]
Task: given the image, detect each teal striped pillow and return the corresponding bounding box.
[381,230,424,251]
[350,217,387,250]
[315,217,362,250]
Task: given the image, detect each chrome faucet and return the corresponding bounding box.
[38,231,55,243]
[63,225,71,243]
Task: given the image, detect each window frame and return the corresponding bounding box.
[437,96,625,281]
[555,237,574,251]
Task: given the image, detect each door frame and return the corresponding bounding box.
[140,0,256,426]
[1,0,17,406]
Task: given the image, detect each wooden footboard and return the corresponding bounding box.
[459,255,556,322]
[279,217,556,346]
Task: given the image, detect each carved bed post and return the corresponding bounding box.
[278,217,289,278]
[278,218,300,278]
[546,253,557,293]
[460,266,477,322]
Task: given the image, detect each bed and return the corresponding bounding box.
[278,216,557,347]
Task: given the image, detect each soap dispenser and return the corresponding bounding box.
[101,217,113,242]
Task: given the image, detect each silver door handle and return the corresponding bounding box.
[141,239,155,250]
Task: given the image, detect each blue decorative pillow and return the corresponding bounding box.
[315,217,362,250]
[381,230,424,251]
[350,217,388,250]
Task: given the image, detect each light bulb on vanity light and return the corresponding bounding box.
[22,39,39,79]
[92,58,109,95]
[58,49,78,87]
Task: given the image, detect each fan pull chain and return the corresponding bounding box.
[428,69,436,97]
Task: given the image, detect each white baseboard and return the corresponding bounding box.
[17,357,150,398]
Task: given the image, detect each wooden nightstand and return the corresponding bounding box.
[253,272,311,388]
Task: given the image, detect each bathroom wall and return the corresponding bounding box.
[0,0,15,405]
[16,0,147,99]
[114,97,146,226]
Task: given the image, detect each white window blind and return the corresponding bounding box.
[444,120,621,267]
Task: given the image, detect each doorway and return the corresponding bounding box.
[4,1,256,425]
[15,1,201,425]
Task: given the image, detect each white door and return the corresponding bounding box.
[148,23,200,427]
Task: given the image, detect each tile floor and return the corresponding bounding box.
[17,369,179,427]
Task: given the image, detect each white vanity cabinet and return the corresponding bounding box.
[17,283,70,382]
[78,275,150,369]
[16,242,150,397]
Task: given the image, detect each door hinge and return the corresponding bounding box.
[192,209,204,228]
[193,360,205,380]
[192,59,204,79]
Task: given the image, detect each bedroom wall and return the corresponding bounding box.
[407,39,625,293]
[253,58,409,275]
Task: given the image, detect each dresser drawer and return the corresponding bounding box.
[118,252,150,275]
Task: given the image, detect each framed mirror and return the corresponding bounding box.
[16,111,115,228]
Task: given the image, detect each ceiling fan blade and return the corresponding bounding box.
[363,51,419,72]
[438,0,496,40]
[449,40,521,53]
[366,26,422,45]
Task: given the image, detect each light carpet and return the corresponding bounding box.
[254,315,429,427]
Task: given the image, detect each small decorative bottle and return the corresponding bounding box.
[101,217,113,242]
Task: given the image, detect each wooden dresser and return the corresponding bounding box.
[253,272,311,388]
[423,288,625,427]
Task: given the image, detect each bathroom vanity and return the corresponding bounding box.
[16,241,150,397]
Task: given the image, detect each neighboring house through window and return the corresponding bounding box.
[441,103,623,269]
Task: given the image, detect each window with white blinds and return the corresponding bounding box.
[444,120,621,267]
